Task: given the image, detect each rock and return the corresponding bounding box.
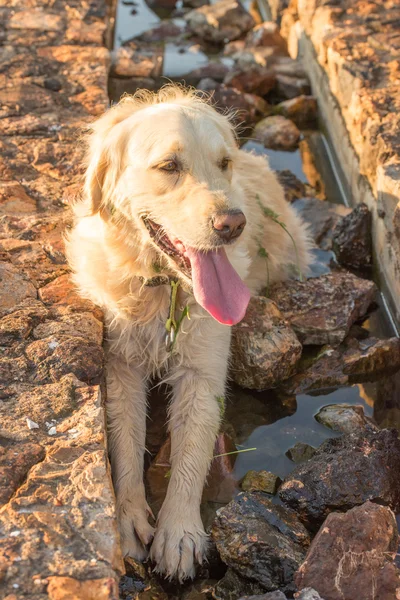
[275,74,311,100]
[245,22,287,52]
[285,443,316,464]
[186,62,230,86]
[241,470,282,494]
[295,502,400,600]
[276,96,318,129]
[212,492,310,595]
[0,441,45,506]
[203,432,239,504]
[133,22,183,44]
[231,297,302,390]
[0,262,37,317]
[198,77,219,91]
[281,337,400,395]
[184,0,255,44]
[239,593,288,600]
[211,85,268,127]
[47,577,119,600]
[315,404,378,434]
[223,67,276,96]
[292,197,351,250]
[332,203,372,269]
[294,590,325,600]
[214,568,266,600]
[268,273,377,346]
[279,428,400,529]
[112,46,163,78]
[254,116,300,151]
[276,171,309,203]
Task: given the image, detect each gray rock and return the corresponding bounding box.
[293,197,351,250]
[214,568,266,600]
[254,115,301,151]
[269,272,377,346]
[185,0,255,44]
[295,589,325,600]
[281,336,400,395]
[212,492,310,595]
[295,502,399,600]
[332,203,372,269]
[285,442,316,464]
[231,297,302,390]
[240,593,288,600]
[315,403,378,434]
[275,74,311,100]
[279,428,400,530]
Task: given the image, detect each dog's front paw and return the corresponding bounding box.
[118,498,155,561]
[150,509,208,581]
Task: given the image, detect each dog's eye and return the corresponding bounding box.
[220,157,231,171]
[159,160,178,173]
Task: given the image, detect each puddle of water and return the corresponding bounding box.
[162,42,209,77]
[231,386,372,482]
[242,139,308,182]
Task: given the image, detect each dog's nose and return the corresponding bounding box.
[212,210,246,242]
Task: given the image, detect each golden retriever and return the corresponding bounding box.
[66,85,311,581]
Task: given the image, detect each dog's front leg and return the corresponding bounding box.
[107,354,154,560]
[150,325,229,581]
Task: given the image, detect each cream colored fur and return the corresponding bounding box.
[66,86,311,581]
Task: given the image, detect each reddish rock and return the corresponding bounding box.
[269,273,376,345]
[0,262,37,317]
[185,0,255,44]
[0,441,45,506]
[295,502,400,600]
[211,84,268,127]
[279,429,400,530]
[254,115,300,150]
[281,336,400,395]
[231,297,302,390]
[245,22,287,51]
[276,96,318,129]
[224,67,276,96]
[112,46,163,79]
[276,170,310,203]
[47,576,119,600]
[212,492,310,596]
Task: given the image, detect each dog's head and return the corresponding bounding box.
[81,86,250,324]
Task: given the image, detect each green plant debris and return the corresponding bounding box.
[256,195,304,281]
[258,245,271,294]
[152,260,162,273]
[216,396,225,417]
[214,447,257,459]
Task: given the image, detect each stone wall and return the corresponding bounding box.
[0,1,123,599]
[272,0,400,324]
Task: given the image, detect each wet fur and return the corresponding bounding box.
[66,86,311,581]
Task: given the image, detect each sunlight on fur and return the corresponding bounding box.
[66,84,312,581]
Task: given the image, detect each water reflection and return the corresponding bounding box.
[231,387,372,481]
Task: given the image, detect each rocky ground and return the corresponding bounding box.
[2,0,400,599]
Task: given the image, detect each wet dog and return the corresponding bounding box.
[66,86,311,581]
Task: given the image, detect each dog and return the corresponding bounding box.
[66,85,311,581]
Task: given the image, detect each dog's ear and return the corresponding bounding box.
[81,101,139,216]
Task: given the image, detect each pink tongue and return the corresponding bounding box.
[185,247,251,325]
